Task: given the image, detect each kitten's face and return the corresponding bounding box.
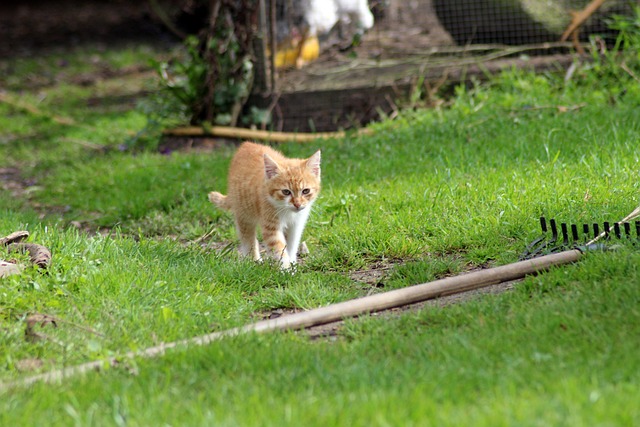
[265,151,321,213]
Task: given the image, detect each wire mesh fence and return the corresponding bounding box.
[428,0,634,46]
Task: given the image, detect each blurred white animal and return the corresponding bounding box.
[304,0,374,36]
[273,0,374,68]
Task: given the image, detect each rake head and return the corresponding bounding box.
[520,217,640,260]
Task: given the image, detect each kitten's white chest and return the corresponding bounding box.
[280,206,311,230]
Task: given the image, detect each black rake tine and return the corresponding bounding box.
[522,234,548,259]
[571,224,579,242]
[550,219,558,243]
[583,224,590,242]
[520,217,549,259]
[604,221,610,239]
[636,221,640,239]
[561,223,569,246]
[540,217,548,233]
[624,222,631,238]
[523,240,556,259]
[614,223,621,239]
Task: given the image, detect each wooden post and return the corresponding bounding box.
[253,0,270,94]
[269,0,277,92]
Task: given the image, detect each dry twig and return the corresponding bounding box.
[0,92,75,125]
[561,0,607,44]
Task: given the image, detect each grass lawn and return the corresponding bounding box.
[1,39,640,426]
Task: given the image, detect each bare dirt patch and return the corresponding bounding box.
[301,280,517,341]
[0,167,37,199]
[253,258,518,341]
[348,259,402,288]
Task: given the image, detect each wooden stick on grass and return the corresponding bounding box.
[0,249,583,391]
[163,125,373,143]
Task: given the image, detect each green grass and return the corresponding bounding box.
[1,41,640,425]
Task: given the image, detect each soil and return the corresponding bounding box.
[0,0,452,58]
[0,168,29,198]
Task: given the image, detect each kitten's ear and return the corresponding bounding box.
[306,150,321,178]
[264,154,281,180]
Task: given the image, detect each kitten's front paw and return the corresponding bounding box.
[281,261,298,275]
[278,253,297,271]
[280,259,292,270]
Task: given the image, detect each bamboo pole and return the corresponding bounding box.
[0,249,583,391]
[163,125,373,142]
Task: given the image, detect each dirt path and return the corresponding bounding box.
[253,259,518,341]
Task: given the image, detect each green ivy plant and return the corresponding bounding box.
[151,0,259,128]
[158,34,254,127]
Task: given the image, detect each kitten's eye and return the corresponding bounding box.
[282,189,292,196]
[302,188,311,195]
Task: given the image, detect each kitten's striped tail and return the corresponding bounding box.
[208,191,231,211]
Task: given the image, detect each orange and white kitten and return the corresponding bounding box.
[208,142,321,269]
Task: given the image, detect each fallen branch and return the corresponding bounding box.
[1,231,30,277]
[1,249,583,391]
[508,103,587,114]
[0,92,132,137]
[7,243,51,269]
[561,0,607,42]
[0,92,75,125]
[0,231,52,276]
[620,62,640,84]
[163,125,373,143]
[25,313,104,340]
[0,231,29,246]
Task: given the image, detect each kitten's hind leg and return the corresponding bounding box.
[235,218,261,261]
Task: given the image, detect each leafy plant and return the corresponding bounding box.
[155,1,258,127]
[608,5,640,53]
[587,5,640,75]
[157,35,253,126]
